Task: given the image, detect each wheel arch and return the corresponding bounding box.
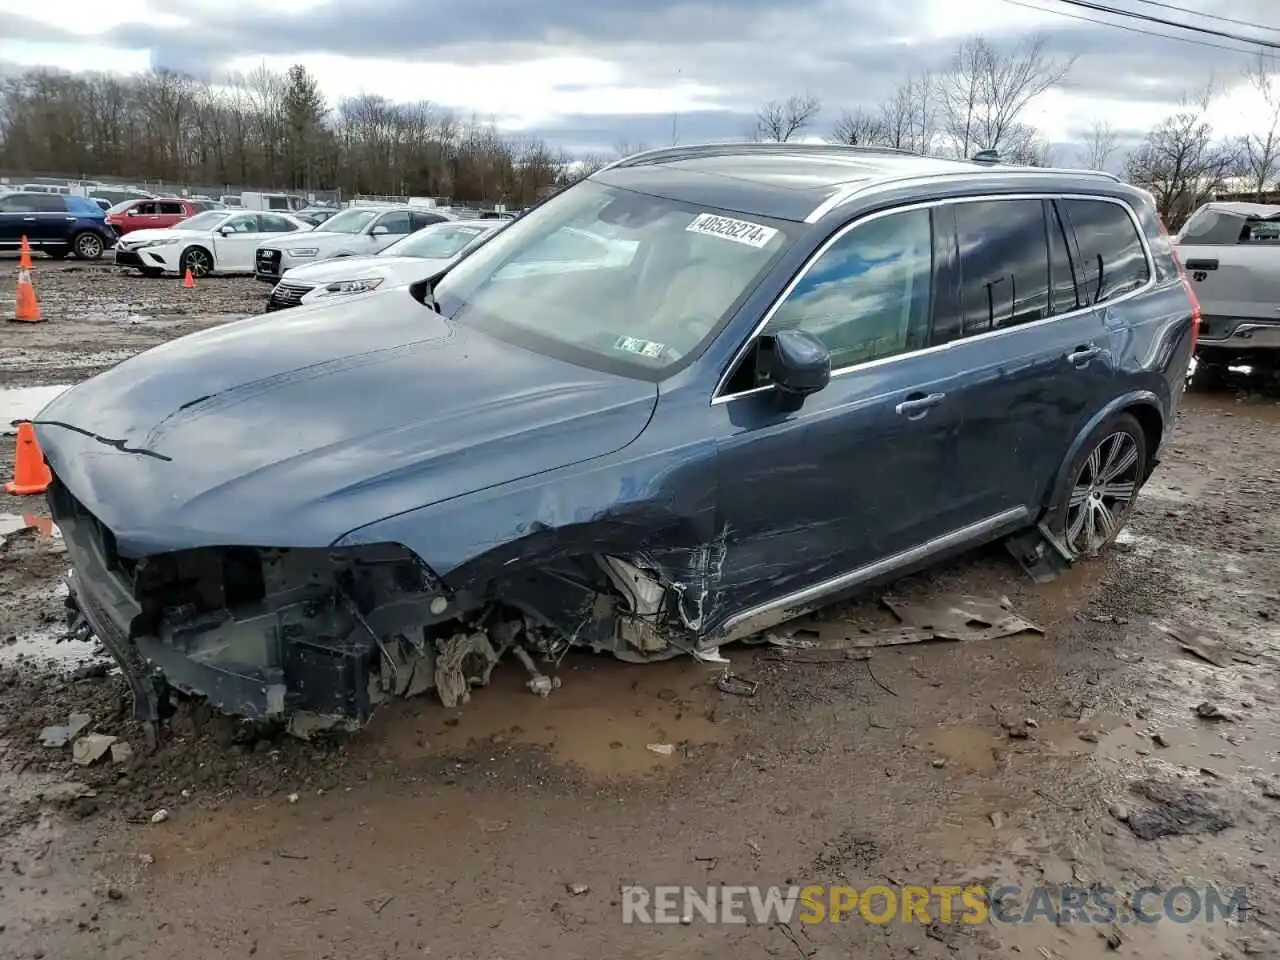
[1043,391,1164,512]
[181,243,214,268]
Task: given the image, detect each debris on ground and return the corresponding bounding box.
[566,883,589,896]
[71,733,118,766]
[150,809,169,824]
[38,782,96,804]
[646,743,675,756]
[39,712,91,748]
[1157,621,1231,667]
[883,594,1043,642]
[1194,701,1237,722]
[1122,779,1233,840]
[109,741,133,764]
[715,670,758,696]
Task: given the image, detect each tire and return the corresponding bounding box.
[72,232,105,260]
[180,246,214,278]
[1046,412,1147,560]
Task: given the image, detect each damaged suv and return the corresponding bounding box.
[34,143,1197,739]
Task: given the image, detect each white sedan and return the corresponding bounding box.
[113,210,313,278]
[265,219,503,311]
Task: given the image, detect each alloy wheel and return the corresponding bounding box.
[1064,431,1140,556]
[186,250,212,277]
[77,234,103,259]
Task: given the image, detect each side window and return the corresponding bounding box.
[266,196,290,211]
[132,202,157,216]
[1243,220,1280,243]
[373,212,412,235]
[953,199,1051,335]
[1059,199,1150,305]
[26,194,65,213]
[0,195,33,212]
[223,215,259,233]
[763,208,933,369]
[1047,201,1081,315]
[260,214,298,232]
[158,201,185,216]
[411,212,446,230]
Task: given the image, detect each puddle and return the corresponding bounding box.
[0,384,70,431]
[371,651,725,779]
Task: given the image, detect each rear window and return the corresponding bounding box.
[65,196,103,216]
[1058,199,1150,306]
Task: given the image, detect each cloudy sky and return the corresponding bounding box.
[1,0,1278,162]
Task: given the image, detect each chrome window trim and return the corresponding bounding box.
[711,192,1158,406]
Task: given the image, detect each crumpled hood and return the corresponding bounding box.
[282,255,454,286]
[35,289,657,557]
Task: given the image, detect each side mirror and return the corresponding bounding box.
[767,329,830,409]
[371,225,388,236]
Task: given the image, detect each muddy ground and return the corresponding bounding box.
[2,259,1280,959]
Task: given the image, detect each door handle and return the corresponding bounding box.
[895,392,946,419]
[1184,258,1218,271]
[1067,345,1102,366]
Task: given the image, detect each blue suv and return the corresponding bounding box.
[33,144,1197,738]
[0,191,116,260]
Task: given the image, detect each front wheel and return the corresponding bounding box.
[1047,412,1147,559]
[180,246,213,278]
[72,232,105,260]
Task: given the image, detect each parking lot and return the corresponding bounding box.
[1,258,1279,959]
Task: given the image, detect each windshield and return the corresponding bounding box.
[176,211,231,231]
[433,181,791,378]
[318,209,379,234]
[383,223,494,259]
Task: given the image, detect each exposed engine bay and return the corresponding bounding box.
[57,476,712,740]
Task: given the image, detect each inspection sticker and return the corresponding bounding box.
[614,335,667,358]
[685,212,778,248]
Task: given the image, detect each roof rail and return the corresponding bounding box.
[600,140,923,173]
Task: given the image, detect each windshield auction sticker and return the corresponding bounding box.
[685,213,778,248]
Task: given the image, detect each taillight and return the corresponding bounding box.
[1158,217,1200,353]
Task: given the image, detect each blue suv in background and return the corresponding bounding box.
[0,191,116,260]
[34,143,1198,737]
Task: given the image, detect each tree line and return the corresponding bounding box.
[2,39,1278,225]
[0,63,566,206]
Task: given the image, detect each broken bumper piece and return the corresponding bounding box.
[49,481,705,738]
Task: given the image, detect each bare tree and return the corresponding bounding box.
[879,73,939,154]
[1126,89,1239,228]
[1240,51,1280,199]
[755,93,821,142]
[0,64,564,207]
[937,35,1074,159]
[1077,118,1120,171]
[610,139,650,159]
[831,107,888,146]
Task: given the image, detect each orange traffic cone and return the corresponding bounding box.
[19,235,33,270]
[5,422,52,496]
[12,262,41,323]
[183,268,195,289]
[22,514,55,537]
